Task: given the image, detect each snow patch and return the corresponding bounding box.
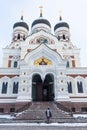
[0,123,87,126]
[73,114,87,118]
[0,114,14,119]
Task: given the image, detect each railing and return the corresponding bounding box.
[16,102,32,113]
[54,101,73,116]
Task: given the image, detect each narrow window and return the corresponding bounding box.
[17,34,20,39]
[2,82,8,94]
[23,35,25,40]
[66,61,69,67]
[77,81,83,93]
[58,36,60,40]
[63,34,66,40]
[67,82,72,93]
[14,61,17,68]
[13,82,19,94]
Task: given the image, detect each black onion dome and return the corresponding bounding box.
[13,15,29,31]
[54,22,69,31]
[13,22,29,31]
[31,18,51,28]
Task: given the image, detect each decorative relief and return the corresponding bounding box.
[34,57,52,65]
[29,36,55,44]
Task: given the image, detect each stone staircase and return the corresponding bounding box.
[14,102,75,122]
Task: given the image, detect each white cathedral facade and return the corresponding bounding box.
[0,10,87,114]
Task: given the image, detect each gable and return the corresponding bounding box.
[23,43,66,67]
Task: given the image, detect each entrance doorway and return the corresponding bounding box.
[32,74,54,101]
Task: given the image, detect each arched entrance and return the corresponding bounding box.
[43,74,54,101]
[32,74,43,101]
[32,74,54,101]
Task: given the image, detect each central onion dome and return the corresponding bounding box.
[31,18,51,28]
[31,7,51,32]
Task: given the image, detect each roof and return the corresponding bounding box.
[13,21,29,31]
[54,22,69,31]
[31,18,51,28]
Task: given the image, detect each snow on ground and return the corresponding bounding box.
[0,123,87,126]
[0,113,87,119]
[0,114,14,119]
[73,114,87,118]
[0,114,87,126]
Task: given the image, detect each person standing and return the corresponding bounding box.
[45,108,52,123]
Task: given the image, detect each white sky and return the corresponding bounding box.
[0,0,87,67]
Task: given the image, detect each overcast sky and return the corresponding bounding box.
[0,0,87,67]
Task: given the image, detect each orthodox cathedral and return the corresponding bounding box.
[0,8,87,114]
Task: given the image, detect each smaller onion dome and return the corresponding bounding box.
[13,15,29,31]
[54,16,70,42]
[54,16,69,31]
[31,6,51,32]
[12,15,29,42]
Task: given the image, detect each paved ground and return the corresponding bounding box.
[0,126,87,130]
[0,123,87,130]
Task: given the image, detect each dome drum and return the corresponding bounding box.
[13,26,29,34]
[31,18,51,32]
[31,23,51,32]
[54,26,69,35]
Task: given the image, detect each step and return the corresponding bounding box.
[14,102,73,121]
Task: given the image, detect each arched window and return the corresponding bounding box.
[77,81,83,93]
[63,34,66,40]
[2,82,8,94]
[58,36,60,40]
[67,82,72,93]
[14,61,17,68]
[17,34,20,40]
[23,35,25,40]
[13,82,19,94]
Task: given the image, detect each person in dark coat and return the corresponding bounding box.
[45,108,52,123]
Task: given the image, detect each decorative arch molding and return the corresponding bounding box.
[0,76,10,81]
[32,73,55,102]
[11,76,19,81]
[67,76,75,94]
[75,76,86,94]
[31,68,56,82]
[75,76,85,81]
[23,43,66,67]
[0,76,10,95]
[85,77,87,83]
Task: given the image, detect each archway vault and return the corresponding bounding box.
[32,73,54,102]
